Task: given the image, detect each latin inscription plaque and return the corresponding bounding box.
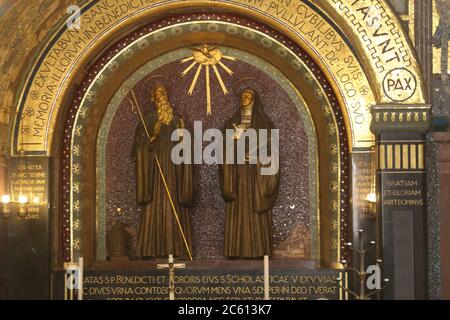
[81,269,342,300]
[7,157,51,299]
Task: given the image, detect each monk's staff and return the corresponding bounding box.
[122,87,193,261]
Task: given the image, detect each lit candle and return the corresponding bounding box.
[78,258,84,301]
[264,255,270,300]
[1,195,10,203]
[18,195,28,204]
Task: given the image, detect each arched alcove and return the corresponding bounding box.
[2,0,429,300]
[59,15,349,268]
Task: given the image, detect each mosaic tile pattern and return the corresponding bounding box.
[104,59,311,259]
[426,135,441,299]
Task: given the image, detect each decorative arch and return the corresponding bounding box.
[5,0,426,270]
[10,0,426,156]
[59,14,350,268]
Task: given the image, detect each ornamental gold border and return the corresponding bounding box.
[11,0,424,155]
[69,20,344,265]
[316,0,425,104]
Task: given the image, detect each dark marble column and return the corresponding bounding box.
[371,105,431,300]
[433,132,450,299]
[6,157,51,299]
[351,149,378,295]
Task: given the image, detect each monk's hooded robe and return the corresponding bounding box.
[220,94,280,258]
[134,113,194,259]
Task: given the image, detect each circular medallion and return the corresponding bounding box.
[382,68,417,102]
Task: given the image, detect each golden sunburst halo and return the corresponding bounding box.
[180,44,236,115]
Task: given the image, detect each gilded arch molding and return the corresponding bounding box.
[59,14,350,267]
[315,0,426,104]
[11,0,425,155]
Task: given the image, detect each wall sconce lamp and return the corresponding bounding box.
[1,137,42,219]
[1,194,11,219]
[1,194,40,219]
[365,192,377,219]
[366,193,377,204]
[366,192,377,203]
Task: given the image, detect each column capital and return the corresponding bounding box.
[371,105,431,134]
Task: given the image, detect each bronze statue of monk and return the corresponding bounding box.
[220,88,280,258]
[134,84,194,259]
